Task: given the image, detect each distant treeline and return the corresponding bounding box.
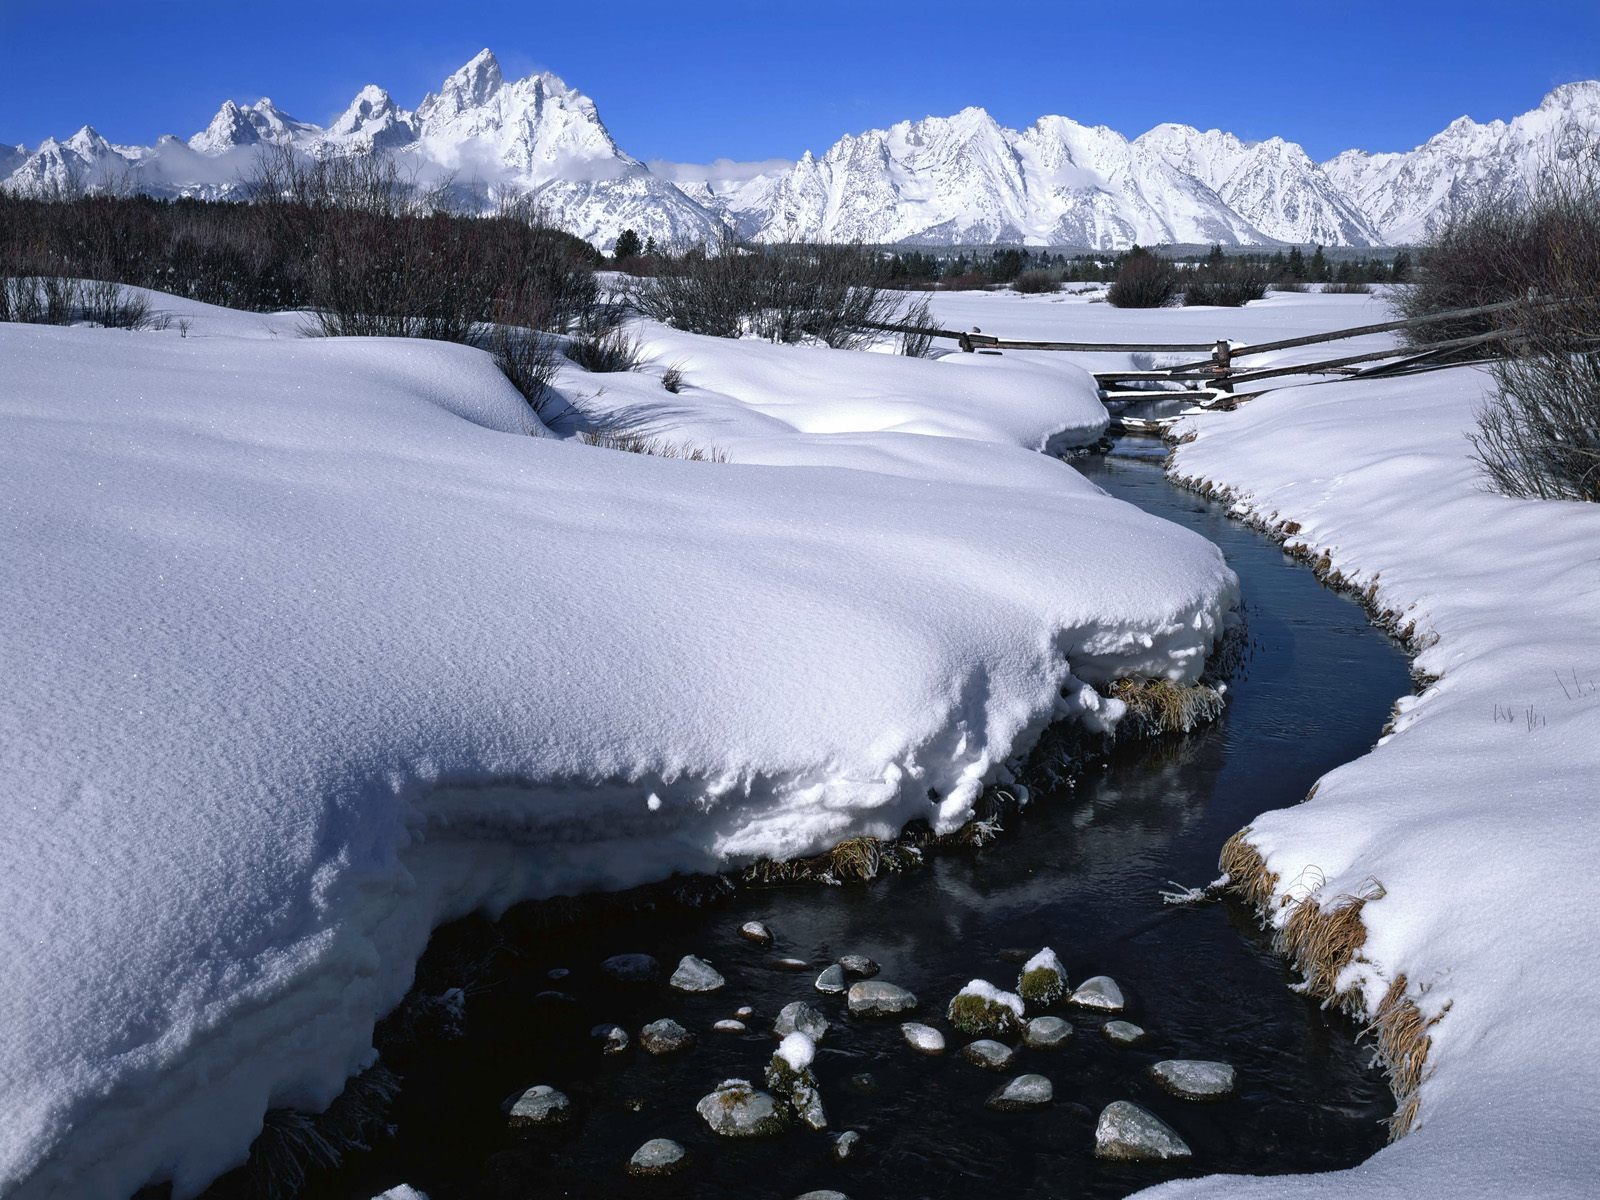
[0,153,602,327]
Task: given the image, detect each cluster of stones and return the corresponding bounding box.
[501,929,1240,1188]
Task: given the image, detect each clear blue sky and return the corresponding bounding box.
[2,0,1596,161]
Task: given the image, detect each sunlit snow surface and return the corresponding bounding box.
[1154,352,1600,1199]
[0,292,1236,1198]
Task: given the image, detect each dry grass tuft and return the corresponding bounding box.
[1109,678,1227,739]
[827,836,885,882]
[1366,974,1446,1138]
[1224,831,1433,1142]
[1279,882,1383,1004]
[1219,828,1280,911]
[578,430,729,462]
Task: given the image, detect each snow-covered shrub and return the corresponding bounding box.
[1107,247,1178,308]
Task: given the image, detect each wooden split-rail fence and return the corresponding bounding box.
[866,296,1556,431]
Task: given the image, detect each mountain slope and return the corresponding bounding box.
[3,54,1596,250]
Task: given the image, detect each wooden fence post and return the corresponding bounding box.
[1213,339,1233,393]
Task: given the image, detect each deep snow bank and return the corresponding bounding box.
[0,309,1233,1198]
[1157,368,1600,1199]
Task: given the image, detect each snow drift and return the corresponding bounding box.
[1159,366,1600,1199]
[0,299,1235,1198]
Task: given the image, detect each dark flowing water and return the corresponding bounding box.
[327,444,1413,1200]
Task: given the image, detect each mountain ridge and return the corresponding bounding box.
[4,49,1595,252]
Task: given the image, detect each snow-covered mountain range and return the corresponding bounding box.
[6,50,1597,251]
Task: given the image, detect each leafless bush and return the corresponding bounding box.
[567,322,642,372]
[1460,152,1600,501]
[1270,279,1309,293]
[1183,261,1270,307]
[1321,280,1372,295]
[633,233,924,350]
[898,292,936,357]
[1107,248,1178,308]
[1012,269,1060,294]
[483,324,561,418]
[0,158,600,339]
[661,363,686,392]
[77,278,152,328]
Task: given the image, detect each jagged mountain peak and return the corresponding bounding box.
[4,58,1596,251]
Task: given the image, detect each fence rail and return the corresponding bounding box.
[868,296,1554,395]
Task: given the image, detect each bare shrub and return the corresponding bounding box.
[567,323,642,373]
[898,292,936,358]
[1107,247,1178,309]
[1459,153,1600,501]
[484,324,561,418]
[1183,261,1270,307]
[1321,280,1372,295]
[77,278,152,328]
[634,233,927,348]
[1011,269,1060,294]
[661,363,686,393]
[1270,279,1309,293]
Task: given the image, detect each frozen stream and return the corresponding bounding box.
[252,442,1414,1200]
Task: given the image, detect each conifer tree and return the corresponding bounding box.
[613,228,642,260]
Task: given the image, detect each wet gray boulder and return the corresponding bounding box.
[697,1078,789,1138]
[601,953,660,984]
[1102,1020,1147,1046]
[1069,975,1125,1012]
[1023,1016,1073,1050]
[503,1084,570,1128]
[639,1018,695,1055]
[627,1138,687,1177]
[794,1192,851,1200]
[670,955,726,993]
[847,981,918,1017]
[1151,1059,1237,1099]
[774,1000,830,1042]
[713,1018,747,1033]
[739,920,774,945]
[985,1073,1053,1111]
[815,964,848,994]
[1094,1101,1192,1160]
[961,1039,1017,1071]
[832,1129,862,1162]
[775,957,811,971]
[900,1022,946,1054]
[837,954,879,978]
[591,1023,629,1055]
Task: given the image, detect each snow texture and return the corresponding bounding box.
[0,293,1235,1198]
[775,1033,815,1072]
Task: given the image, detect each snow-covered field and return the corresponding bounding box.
[0,292,1237,1198]
[1154,369,1598,1193]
